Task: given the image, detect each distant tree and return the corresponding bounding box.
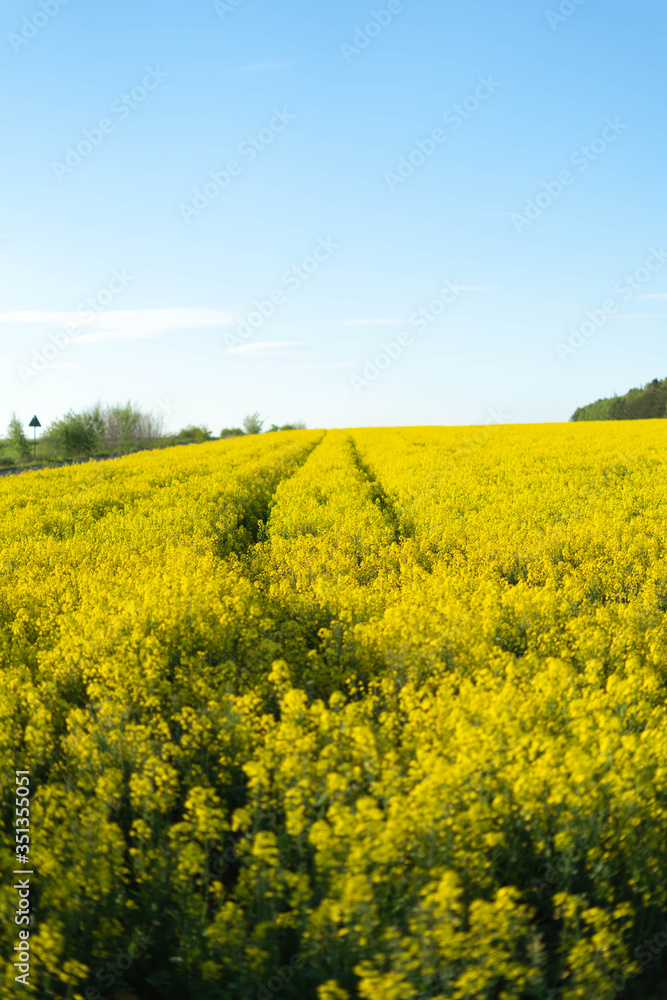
[103,402,141,451]
[266,421,307,432]
[242,412,264,435]
[572,379,667,422]
[174,425,213,444]
[631,379,667,419]
[7,413,31,463]
[608,395,628,420]
[100,401,163,451]
[220,427,244,438]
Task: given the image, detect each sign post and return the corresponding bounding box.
[28,416,41,460]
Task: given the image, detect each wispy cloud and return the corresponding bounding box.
[239,60,294,72]
[608,313,667,319]
[0,308,235,344]
[638,293,667,300]
[227,341,311,356]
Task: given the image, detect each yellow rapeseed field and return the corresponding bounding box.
[2,423,667,999]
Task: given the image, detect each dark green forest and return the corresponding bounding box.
[571,377,667,422]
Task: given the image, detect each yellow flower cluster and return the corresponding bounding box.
[2,422,667,999]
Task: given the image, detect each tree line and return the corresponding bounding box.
[570,377,667,422]
[1,404,306,467]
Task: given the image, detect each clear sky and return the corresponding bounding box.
[1,0,666,434]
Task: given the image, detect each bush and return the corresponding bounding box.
[220,427,245,439]
[173,425,213,444]
[267,422,307,432]
[42,410,102,459]
[42,402,165,459]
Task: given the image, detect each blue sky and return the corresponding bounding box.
[1,0,666,434]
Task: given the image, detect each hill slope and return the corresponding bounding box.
[571,376,667,421]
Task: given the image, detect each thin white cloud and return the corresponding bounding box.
[239,61,294,72]
[638,293,667,300]
[228,341,311,356]
[0,308,235,344]
[608,313,667,319]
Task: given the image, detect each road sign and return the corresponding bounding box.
[29,416,41,459]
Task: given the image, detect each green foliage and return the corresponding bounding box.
[42,402,165,459]
[103,401,163,450]
[572,377,667,421]
[6,413,32,463]
[242,411,264,435]
[267,421,307,432]
[2,403,308,469]
[172,425,213,444]
[570,397,615,422]
[42,409,102,459]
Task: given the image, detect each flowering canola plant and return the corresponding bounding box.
[1,423,667,999]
